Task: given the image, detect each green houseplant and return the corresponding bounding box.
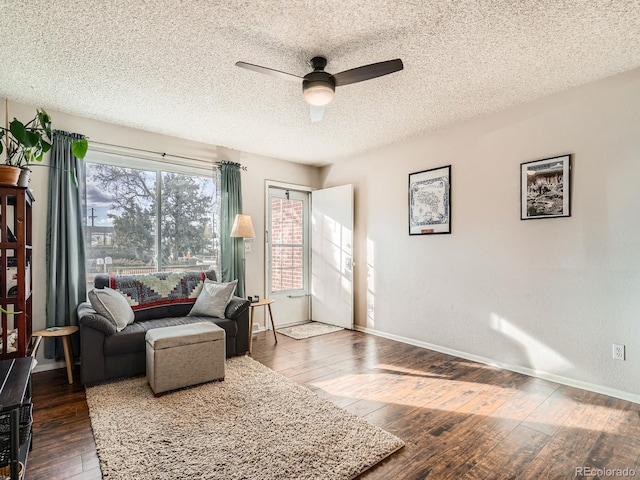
[0,107,88,186]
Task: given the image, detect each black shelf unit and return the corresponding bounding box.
[0,357,33,480]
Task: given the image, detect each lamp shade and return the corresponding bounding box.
[230,214,255,238]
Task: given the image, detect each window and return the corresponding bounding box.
[83,152,219,286]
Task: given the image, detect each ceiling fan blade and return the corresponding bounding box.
[235,61,301,83]
[333,59,403,87]
[310,105,325,123]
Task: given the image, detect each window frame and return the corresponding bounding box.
[83,149,220,275]
[266,186,310,295]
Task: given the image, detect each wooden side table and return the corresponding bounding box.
[32,325,79,384]
[249,299,277,353]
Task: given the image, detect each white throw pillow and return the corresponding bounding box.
[88,287,135,332]
[189,279,237,318]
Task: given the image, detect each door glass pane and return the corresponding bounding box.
[270,196,304,292]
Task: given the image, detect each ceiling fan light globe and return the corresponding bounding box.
[303,83,335,106]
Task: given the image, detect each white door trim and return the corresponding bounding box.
[264,181,314,329]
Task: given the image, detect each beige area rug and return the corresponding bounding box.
[278,321,344,340]
[85,356,403,480]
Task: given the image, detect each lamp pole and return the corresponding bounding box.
[230,214,255,298]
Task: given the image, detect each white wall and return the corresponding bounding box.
[1,101,320,369]
[321,68,640,401]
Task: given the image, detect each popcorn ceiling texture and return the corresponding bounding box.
[1,1,639,165]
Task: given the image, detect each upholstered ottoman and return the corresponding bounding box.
[145,322,225,395]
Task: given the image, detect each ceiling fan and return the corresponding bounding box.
[235,56,403,122]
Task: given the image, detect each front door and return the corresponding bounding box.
[310,184,354,329]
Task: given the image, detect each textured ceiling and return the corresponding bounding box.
[1,1,640,166]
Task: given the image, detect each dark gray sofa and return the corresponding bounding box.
[78,270,250,385]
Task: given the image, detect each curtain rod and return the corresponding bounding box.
[88,140,247,171]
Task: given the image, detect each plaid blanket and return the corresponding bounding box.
[109,271,206,311]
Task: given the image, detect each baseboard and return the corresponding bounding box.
[32,360,66,374]
[262,320,310,331]
[354,325,640,405]
[252,323,264,333]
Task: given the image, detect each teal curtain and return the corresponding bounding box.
[45,130,87,359]
[220,161,245,297]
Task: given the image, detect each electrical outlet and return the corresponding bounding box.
[612,343,625,361]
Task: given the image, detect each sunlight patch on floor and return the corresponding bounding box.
[310,370,628,433]
[374,363,450,378]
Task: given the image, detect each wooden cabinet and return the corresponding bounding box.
[0,187,33,359]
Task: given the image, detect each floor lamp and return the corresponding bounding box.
[230,213,255,298]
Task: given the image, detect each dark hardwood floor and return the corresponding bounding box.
[27,330,640,479]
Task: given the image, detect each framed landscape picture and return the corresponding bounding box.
[409,165,451,235]
[521,154,571,220]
